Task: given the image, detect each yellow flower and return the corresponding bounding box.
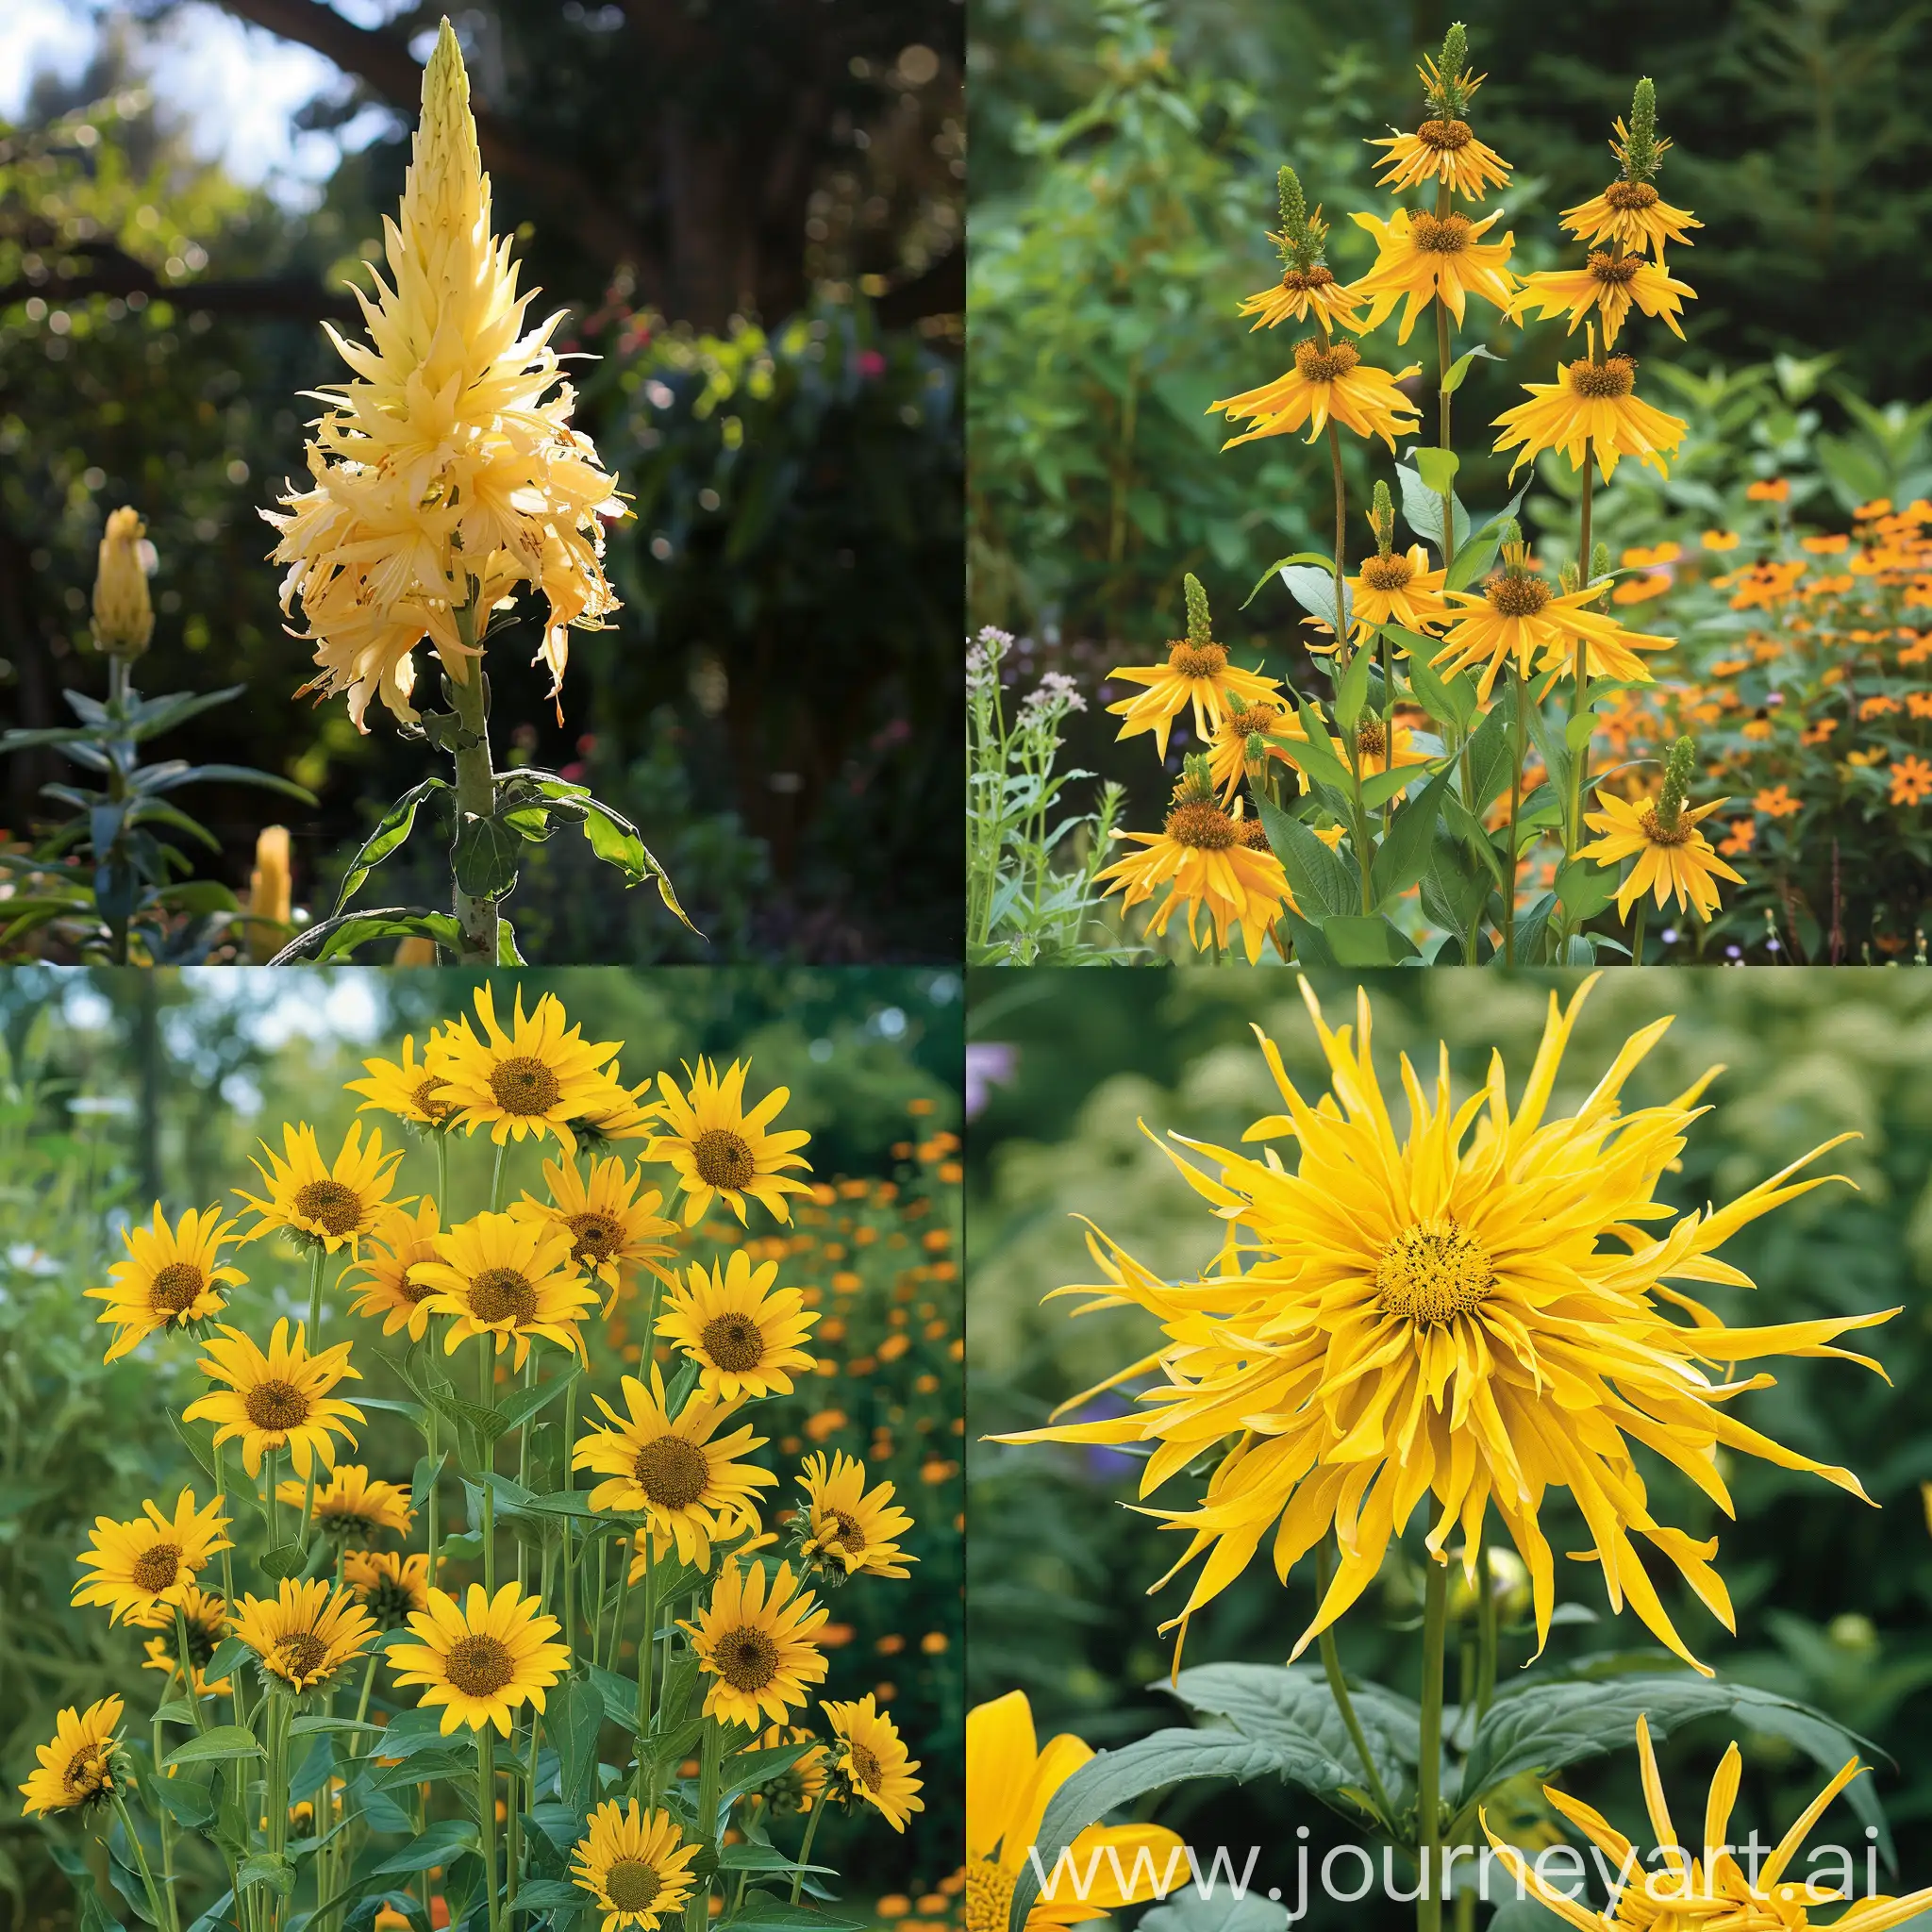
[236,1121,406,1257]
[1347,544,1452,639]
[658,1249,819,1401]
[87,1205,245,1362]
[1560,182,1700,260]
[91,507,154,656]
[264,21,625,729]
[1205,700,1307,802]
[1346,206,1516,342]
[18,1697,125,1817]
[233,1578,376,1693]
[572,1366,776,1571]
[1491,354,1688,481]
[413,1209,601,1369]
[1237,262,1366,335]
[1581,786,1744,924]
[1106,574,1283,764]
[1510,254,1695,349]
[427,984,625,1157]
[246,825,291,962]
[1366,45,1512,203]
[997,976,1889,1674]
[344,1198,445,1341]
[138,1585,232,1697]
[745,1724,828,1816]
[1484,1715,1932,1932]
[74,1490,233,1626]
[822,1694,924,1833]
[683,1558,829,1728]
[508,1153,678,1310]
[797,1451,916,1582]
[184,1319,364,1478]
[343,1549,434,1628]
[968,1691,1185,1931]
[275,1464,414,1541]
[1213,337,1424,451]
[568,1801,701,1932]
[389,1581,570,1735]
[346,1033,459,1129]
[646,1058,814,1227]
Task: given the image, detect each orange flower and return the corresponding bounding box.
[1754,785,1802,819]
[1746,477,1790,502]
[1611,574,1671,607]
[1856,498,1893,520]
[1907,693,1932,720]
[1701,529,1740,552]
[1717,818,1756,857]
[1860,694,1902,719]
[1801,533,1850,555]
[1891,755,1932,806]
[1800,718,1840,745]
[1620,542,1681,568]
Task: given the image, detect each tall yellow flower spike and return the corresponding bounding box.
[264,18,625,729]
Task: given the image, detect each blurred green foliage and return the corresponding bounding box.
[968,967,1932,1924]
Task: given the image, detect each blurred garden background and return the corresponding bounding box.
[0,964,964,1925]
[2,0,963,963]
[969,0,1932,962]
[969,967,1932,1926]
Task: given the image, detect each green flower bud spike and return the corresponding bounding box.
[1612,76,1671,183]
[1368,480,1396,558]
[1654,735,1697,836]
[1174,753,1219,809]
[1274,165,1328,274]
[1184,572,1214,648]
[1421,22,1482,123]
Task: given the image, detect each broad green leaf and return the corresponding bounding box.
[1144,1896,1291,1932]
[142,763,316,804]
[453,812,522,901]
[236,1852,295,1899]
[1445,475,1534,592]
[1321,914,1420,965]
[496,912,525,964]
[1283,705,1355,796]
[721,1902,864,1932]
[720,1845,838,1875]
[1412,445,1461,491]
[1333,639,1373,734]
[257,1540,308,1579]
[580,796,702,935]
[1370,767,1453,909]
[1241,549,1336,609]
[367,1820,480,1878]
[333,780,450,914]
[554,1673,608,1808]
[151,1776,219,1829]
[1557,858,1620,922]
[718,1740,819,1807]
[1277,907,1336,965]
[1511,890,1558,963]
[495,1363,583,1433]
[164,1726,262,1768]
[1390,629,1474,733]
[1257,794,1356,921]
[1359,761,1433,811]
[1280,564,1351,638]
[1440,344,1504,395]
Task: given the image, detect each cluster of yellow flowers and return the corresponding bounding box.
[22,985,924,1932]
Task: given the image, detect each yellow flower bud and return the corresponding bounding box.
[91,507,156,657]
[246,825,291,962]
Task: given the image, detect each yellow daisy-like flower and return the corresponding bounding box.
[646,1058,814,1228]
[822,1694,924,1834]
[1205,701,1308,803]
[968,1691,1184,1932]
[508,1154,678,1310]
[797,1451,916,1582]
[234,1578,376,1692]
[570,1077,659,1145]
[1510,253,1695,349]
[1370,120,1511,203]
[683,1558,829,1728]
[235,1121,406,1257]
[1106,573,1281,766]
[275,1464,414,1542]
[413,1209,601,1369]
[343,1198,445,1341]
[1346,544,1452,640]
[1237,262,1366,335]
[1561,177,1701,259]
[428,984,625,1156]
[73,1490,233,1627]
[1491,354,1689,481]
[184,1319,364,1478]
[18,1697,125,1817]
[138,1585,233,1697]
[1484,1716,1932,1932]
[1213,337,1424,452]
[745,1724,828,1817]
[1346,206,1516,342]
[568,1801,701,1932]
[87,1205,246,1362]
[573,1367,776,1571]
[389,1581,570,1736]
[263,21,625,730]
[344,1549,435,1629]
[345,1033,458,1129]
[998,975,1890,1674]
[1581,787,1744,924]
[658,1250,819,1401]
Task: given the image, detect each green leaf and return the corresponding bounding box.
[453,811,523,901]
[1278,705,1353,797]
[333,779,450,914]
[164,1726,263,1768]
[1411,445,1461,492]
[151,1776,220,1829]
[411,1452,448,1513]
[1333,639,1373,734]
[717,1740,818,1807]
[721,1903,863,1932]
[579,797,702,936]
[142,763,317,804]
[510,1880,587,1907]
[1143,1895,1291,1932]
[1321,914,1420,965]
[1370,767,1453,909]
[1440,345,1504,395]
[554,1674,608,1808]
[1557,858,1620,922]
[496,913,525,964]
[1445,475,1534,593]
[236,1852,295,1899]
[257,1540,308,1580]
[167,1407,216,1484]
[1391,630,1474,733]
[720,1845,837,1875]
[1240,550,1336,610]
[270,908,462,966]
[368,1820,480,1878]
[1359,761,1432,812]
[496,1364,584,1433]
[591,1663,641,1734]
[202,1636,250,1686]
[1279,564,1351,638]
[1257,793,1355,921]
[1462,696,1515,816]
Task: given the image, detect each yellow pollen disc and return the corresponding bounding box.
[131,1542,182,1593]
[1639,808,1694,847]
[1226,704,1279,738]
[701,1312,766,1373]
[965,1859,1015,1932]
[606,1860,663,1911]
[1486,574,1552,618]
[489,1056,562,1116]
[292,1179,362,1236]
[1605,180,1659,210]
[633,1435,710,1509]
[717,1626,780,1692]
[1374,1219,1495,1325]
[244,1379,311,1431]
[1292,337,1360,383]
[444,1632,515,1697]
[63,1746,113,1799]
[1167,642,1228,680]
[1164,802,1238,852]
[1281,264,1336,291]
[691,1128,757,1192]
[1589,251,1639,286]
[274,1632,328,1682]
[468,1267,539,1325]
[1409,212,1471,254]
[1355,718,1388,760]
[1360,554,1415,592]
[826,1507,868,1555]
[847,1740,884,1791]
[570,1212,624,1262]
[410,1075,453,1119]
[1568,356,1636,400]
[1418,117,1473,151]
[149,1261,206,1315]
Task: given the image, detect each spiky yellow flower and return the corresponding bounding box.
[1367,45,1512,202]
[263,20,625,729]
[1347,545,1452,639]
[73,1490,233,1626]
[745,1724,828,1816]
[413,1209,601,1368]
[1511,254,1695,349]
[1238,263,1366,335]
[1213,338,1424,452]
[684,1559,829,1728]
[88,1205,245,1361]
[138,1585,233,1697]
[1346,207,1516,342]
[568,1801,702,1932]
[390,1581,570,1736]
[571,1077,660,1145]
[92,508,154,656]
[346,1034,459,1129]
[1561,179,1701,259]
[646,1058,814,1227]
[822,1694,924,1833]
[1582,787,1744,924]
[344,1549,434,1628]
[999,976,1891,1674]
[236,1121,406,1257]
[573,1367,776,1571]
[968,1691,1184,1932]
[1107,651,1284,762]
[1205,700,1308,802]
[658,1250,819,1401]
[508,1153,678,1310]
[344,1198,445,1341]
[276,1464,414,1541]
[184,1319,364,1477]
[427,985,625,1157]
[234,1578,376,1693]
[1491,354,1689,481]
[18,1697,125,1817]
[797,1452,915,1582]
[1484,1715,1932,1932]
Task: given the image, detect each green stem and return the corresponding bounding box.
[1631,895,1649,966]
[1325,417,1349,665]
[689,1718,724,1932]
[477,1724,502,1932]
[479,1340,498,1595]
[1475,1544,1497,1723]
[633,1537,658,1795]
[104,654,134,966]
[1504,668,1526,965]
[1418,1560,1449,1932]
[264,1691,291,1932]
[1314,1540,1394,1825]
[490,1138,508,1214]
[789,1797,826,1907]
[561,1370,578,1665]
[1436,177,1457,580]
[449,591,499,964]
[1568,441,1596,857]
[516,1351,537,1591]
[110,1790,174,1932]
[151,1707,178,1932]
[591,1535,610,1672]
[297,1247,326,1549]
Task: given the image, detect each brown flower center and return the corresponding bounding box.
[827,1507,869,1554]
[1639,808,1694,847]
[965,1858,1016,1932]
[1485,574,1552,618]
[397,1266,436,1306]
[1588,251,1640,287]
[1375,1219,1494,1326]
[410,1075,454,1121]
[1167,642,1228,679]
[1292,337,1360,383]
[606,1860,664,1911]
[273,1632,329,1684]
[1417,117,1473,152]
[131,1543,182,1593]
[244,1379,311,1432]
[62,1744,115,1801]
[1280,264,1336,292]
[634,1435,710,1509]
[691,1128,757,1192]
[701,1312,766,1374]
[1226,703,1280,738]
[1409,211,1471,254]
[364,1574,421,1628]
[716,1626,780,1692]
[1355,718,1388,761]
[1568,355,1637,399]
[1361,553,1415,592]
[1164,802,1239,852]
[149,1261,206,1315]
[1605,180,1659,211]
[468,1267,539,1325]
[292,1179,361,1237]
[1235,816,1273,849]
[848,1740,885,1791]
[444,1633,516,1698]
[489,1056,562,1118]
[569,1212,625,1264]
